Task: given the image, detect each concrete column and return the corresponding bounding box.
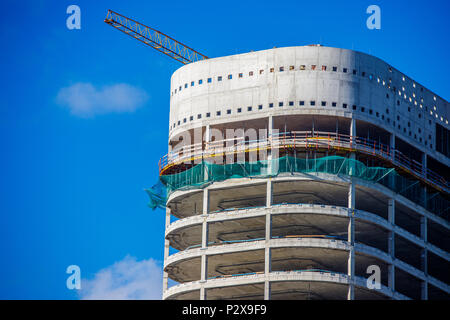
[388,199,395,226]
[420,215,428,298]
[266,180,273,207]
[200,223,209,300]
[267,116,274,175]
[200,256,208,300]
[205,124,211,143]
[200,189,210,300]
[203,188,209,215]
[268,116,273,137]
[163,207,171,294]
[421,248,428,276]
[350,118,356,148]
[420,216,427,242]
[201,218,209,248]
[390,133,395,160]
[388,199,395,293]
[421,153,427,177]
[264,179,273,300]
[388,265,395,294]
[203,125,211,181]
[421,281,428,300]
[388,134,396,189]
[421,153,428,208]
[347,180,355,300]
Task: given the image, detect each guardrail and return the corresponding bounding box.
[159,130,448,192]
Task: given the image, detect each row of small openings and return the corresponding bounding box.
[391,96,441,132]
[395,87,446,124]
[171,65,378,96]
[394,98,441,132]
[395,114,433,146]
[170,100,434,149]
[171,63,447,127]
[382,70,446,125]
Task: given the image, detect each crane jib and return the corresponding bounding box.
[104,9,208,64]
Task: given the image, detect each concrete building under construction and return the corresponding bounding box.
[155,45,449,300]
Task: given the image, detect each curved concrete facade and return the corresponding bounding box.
[168,46,448,164]
[160,46,450,300]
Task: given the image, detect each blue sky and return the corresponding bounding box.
[0,0,448,299]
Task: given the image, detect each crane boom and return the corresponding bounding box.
[104,9,208,64]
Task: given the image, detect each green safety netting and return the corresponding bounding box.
[145,155,449,219]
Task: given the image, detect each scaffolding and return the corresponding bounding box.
[146,155,449,219]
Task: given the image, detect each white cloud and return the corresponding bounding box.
[56,82,148,117]
[79,255,163,300]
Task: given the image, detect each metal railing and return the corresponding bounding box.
[159,130,448,192]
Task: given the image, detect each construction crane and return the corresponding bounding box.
[104,9,208,64]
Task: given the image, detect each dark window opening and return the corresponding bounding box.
[436,123,449,157]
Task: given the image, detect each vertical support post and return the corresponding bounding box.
[204,124,211,181]
[388,134,396,190]
[390,133,395,161]
[420,216,428,300]
[421,153,427,177]
[200,188,210,300]
[267,116,274,175]
[264,180,273,300]
[205,124,211,143]
[193,126,203,165]
[421,153,428,208]
[420,216,427,242]
[163,207,171,296]
[347,118,356,300]
[421,281,428,301]
[347,179,355,300]
[388,199,395,294]
[350,118,356,148]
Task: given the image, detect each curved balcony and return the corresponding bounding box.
[163,270,410,300]
[159,131,448,193]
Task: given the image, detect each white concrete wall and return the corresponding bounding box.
[168,45,449,162]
